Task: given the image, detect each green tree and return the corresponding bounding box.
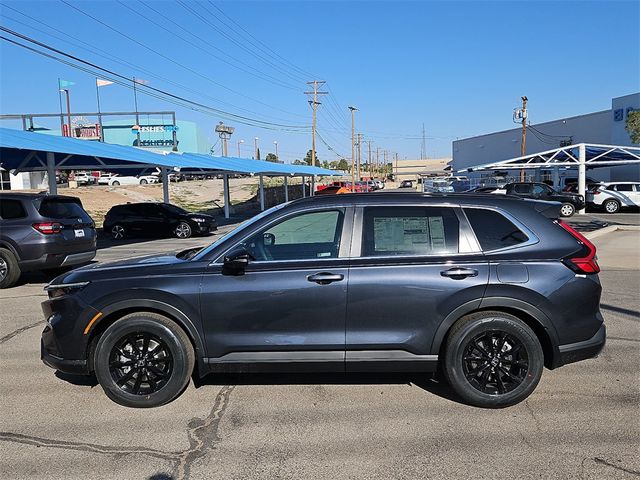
[292,159,307,165]
[303,149,315,165]
[626,110,640,144]
[265,153,278,162]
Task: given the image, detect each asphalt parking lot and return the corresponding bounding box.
[1,224,639,479]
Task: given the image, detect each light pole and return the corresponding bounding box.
[254,137,259,160]
[274,141,278,161]
[237,139,244,157]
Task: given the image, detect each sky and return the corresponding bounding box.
[1,0,639,163]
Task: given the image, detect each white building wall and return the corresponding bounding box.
[452,93,640,183]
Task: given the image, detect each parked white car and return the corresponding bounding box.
[105,175,158,186]
[587,182,640,213]
[74,172,97,185]
[97,173,117,185]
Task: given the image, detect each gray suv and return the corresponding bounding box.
[41,193,604,408]
[0,193,96,288]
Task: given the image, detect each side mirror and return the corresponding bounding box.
[263,232,275,246]
[223,248,253,275]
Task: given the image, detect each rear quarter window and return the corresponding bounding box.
[464,208,529,251]
[0,199,27,220]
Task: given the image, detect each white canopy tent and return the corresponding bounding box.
[459,143,640,214]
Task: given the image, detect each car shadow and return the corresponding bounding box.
[194,371,463,405]
[54,371,98,387]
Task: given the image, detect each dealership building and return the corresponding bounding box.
[452,92,640,184]
[1,116,211,190]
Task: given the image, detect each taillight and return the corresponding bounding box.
[33,222,63,234]
[557,220,600,274]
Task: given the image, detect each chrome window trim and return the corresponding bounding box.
[212,205,354,265]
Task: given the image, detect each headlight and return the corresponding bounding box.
[191,217,206,223]
[44,281,90,299]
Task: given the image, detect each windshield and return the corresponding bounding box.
[162,203,188,215]
[192,202,290,261]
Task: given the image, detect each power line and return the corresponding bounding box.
[0,26,311,131]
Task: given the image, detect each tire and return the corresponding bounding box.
[603,199,620,214]
[111,224,126,240]
[111,180,120,186]
[443,311,544,408]
[93,312,195,408]
[140,179,148,185]
[559,203,576,217]
[174,221,192,239]
[0,248,21,289]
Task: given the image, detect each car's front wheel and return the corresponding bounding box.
[174,221,192,239]
[111,180,120,186]
[111,224,126,240]
[560,202,576,217]
[603,199,620,214]
[93,313,195,408]
[0,248,20,289]
[443,311,544,408]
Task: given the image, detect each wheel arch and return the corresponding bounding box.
[431,298,560,369]
[86,299,207,377]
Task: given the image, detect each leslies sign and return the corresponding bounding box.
[131,124,179,134]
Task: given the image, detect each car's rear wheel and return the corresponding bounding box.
[93,313,194,408]
[560,202,576,217]
[443,311,544,408]
[140,179,148,185]
[0,248,20,289]
[111,224,126,240]
[174,221,192,239]
[111,180,120,186]
[603,199,620,214]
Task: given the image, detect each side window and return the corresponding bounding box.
[513,184,530,194]
[615,184,633,192]
[464,208,529,251]
[244,209,345,261]
[0,199,27,220]
[361,206,459,257]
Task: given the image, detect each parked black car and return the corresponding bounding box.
[0,193,96,288]
[103,202,217,240]
[42,193,604,408]
[503,182,584,217]
[399,180,414,188]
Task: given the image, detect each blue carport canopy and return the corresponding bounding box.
[0,127,340,217]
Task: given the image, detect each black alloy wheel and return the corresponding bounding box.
[94,313,195,408]
[443,311,543,408]
[174,221,192,239]
[111,224,125,240]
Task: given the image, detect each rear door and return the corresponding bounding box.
[345,204,489,371]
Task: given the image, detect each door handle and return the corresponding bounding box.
[307,272,344,285]
[440,267,478,279]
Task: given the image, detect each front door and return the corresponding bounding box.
[200,207,352,371]
[345,205,489,371]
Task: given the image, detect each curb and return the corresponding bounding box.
[584,225,640,240]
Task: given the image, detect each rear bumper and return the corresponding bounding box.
[19,249,96,271]
[556,324,606,367]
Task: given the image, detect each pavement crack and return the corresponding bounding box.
[593,457,640,476]
[0,320,45,345]
[172,385,235,480]
[0,431,179,461]
[524,400,543,432]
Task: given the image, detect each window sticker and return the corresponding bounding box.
[373,216,445,253]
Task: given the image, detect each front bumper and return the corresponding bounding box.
[41,339,89,375]
[557,323,606,367]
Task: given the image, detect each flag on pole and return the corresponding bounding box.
[58,79,75,88]
[133,78,149,85]
[96,79,114,87]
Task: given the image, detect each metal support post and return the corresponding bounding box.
[259,175,265,211]
[223,174,231,219]
[284,176,289,202]
[311,175,315,196]
[578,144,586,215]
[301,176,306,198]
[161,168,170,203]
[46,151,57,195]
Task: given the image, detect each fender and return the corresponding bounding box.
[0,238,21,259]
[429,297,561,363]
[96,298,208,376]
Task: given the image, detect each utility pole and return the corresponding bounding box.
[395,153,399,181]
[376,147,380,177]
[237,139,244,157]
[274,141,278,161]
[349,106,357,190]
[421,123,426,160]
[367,140,373,179]
[62,89,72,137]
[356,133,363,181]
[519,96,528,181]
[215,122,235,157]
[254,137,259,159]
[305,81,328,167]
[132,77,141,146]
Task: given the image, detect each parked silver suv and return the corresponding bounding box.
[0,193,96,288]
